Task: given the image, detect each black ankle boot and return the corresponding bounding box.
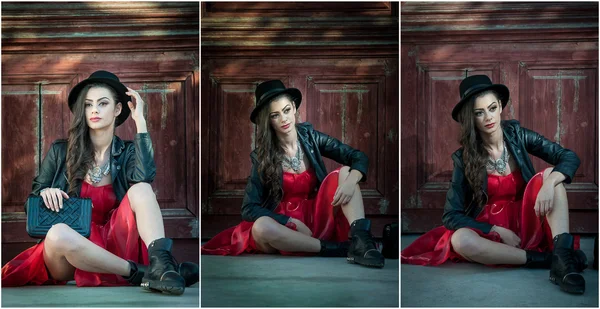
[525,251,552,269]
[525,250,588,271]
[141,238,186,295]
[549,233,585,294]
[347,219,384,268]
[122,261,198,288]
[122,260,145,286]
[319,240,350,257]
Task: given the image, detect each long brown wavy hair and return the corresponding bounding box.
[457,89,501,207]
[66,83,118,196]
[255,93,299,206]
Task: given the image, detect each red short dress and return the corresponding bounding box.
[401,170,580,266]
[201,168,350,255]
[2,182,149,286]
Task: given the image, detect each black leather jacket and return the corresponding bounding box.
[241,122,369,225]
[442,120,580,234]
[27,133,156,212]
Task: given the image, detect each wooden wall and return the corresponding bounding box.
[401,2,599,233]
[1,3,199,265]
[201,2,399,238]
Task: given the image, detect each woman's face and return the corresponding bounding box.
[84,87,121,130]
[473,92,502,134]
[268,96,296,135]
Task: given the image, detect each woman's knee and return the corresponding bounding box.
[127,182,154,199]
[127,182,156,209]
[451,228,481,257]
[252,216,282,243]
[45,223,80,253]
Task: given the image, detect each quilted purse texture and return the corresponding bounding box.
[26,195,92,238]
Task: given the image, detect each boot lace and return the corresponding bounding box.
[156,250,178,271]
[355,230,377,249]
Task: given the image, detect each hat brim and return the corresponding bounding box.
[250,88,302,124]
[452,84,509,122]
[68,77,132,127]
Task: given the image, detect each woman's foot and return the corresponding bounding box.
[347,219,384,268]
[141,238,186,295]
[549,233,585,294]
[319,240,350,257]
[525,249,587,270]
[122,260,199,287]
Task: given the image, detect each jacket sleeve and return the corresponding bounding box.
[240,153,291,225]
[441,154,494,234]
[125,133,157,184]
[313,129,369,182]
[520,125,580,184]
[27,141,61,212]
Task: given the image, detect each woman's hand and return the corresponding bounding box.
[40,188,69,212]
[491,225,521,248]
[534,183,555,217]
[332,178,356,207]
[125,87,148,133]
[291,218,312,237]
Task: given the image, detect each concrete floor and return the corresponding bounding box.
[1,282,199,307]
[201,254,399,307]
[401,234,598,307]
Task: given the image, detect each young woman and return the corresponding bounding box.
[202,80,384,268]
[2,71,198,295]
[401,75,587,294]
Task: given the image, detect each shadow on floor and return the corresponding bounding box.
[201,254,399,307]
[401,234,599,307]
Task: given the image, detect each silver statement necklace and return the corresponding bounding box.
[88,159,110,184]
[486,142,510,174]
[282,141,303,172]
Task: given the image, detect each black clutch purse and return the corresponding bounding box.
[26,195,92,238]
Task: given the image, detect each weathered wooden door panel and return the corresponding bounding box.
[2,76,75,213]
[401,2,598,234]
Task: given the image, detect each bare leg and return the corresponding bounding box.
[127,182,165,245]
[43,223,130,280]
[451,228,527,265]
[252,216,321,253]
[542,168,570,237]
[337,166,365,225]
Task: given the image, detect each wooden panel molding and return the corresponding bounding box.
[201,2,398,58]
[2,2,199,53]
[401,2,598,43]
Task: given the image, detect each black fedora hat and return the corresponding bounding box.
[68,70,132,127]
[452,75,510,122]
[250,80,302,124]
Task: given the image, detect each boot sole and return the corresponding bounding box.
[549,272,585,295]
[347,256,384,268]
[141,278,185,295]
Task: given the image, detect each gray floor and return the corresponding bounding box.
[1,282,199,307]
[401,234,599,307]
[201,254,399,307]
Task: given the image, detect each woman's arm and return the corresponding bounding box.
[240,153,291,225]
[125,133,156,183]
[31,141,63,195]
[441,154,494,234]
[521,126,580,184]
[313,129,368,182]
[124,87,156,183]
